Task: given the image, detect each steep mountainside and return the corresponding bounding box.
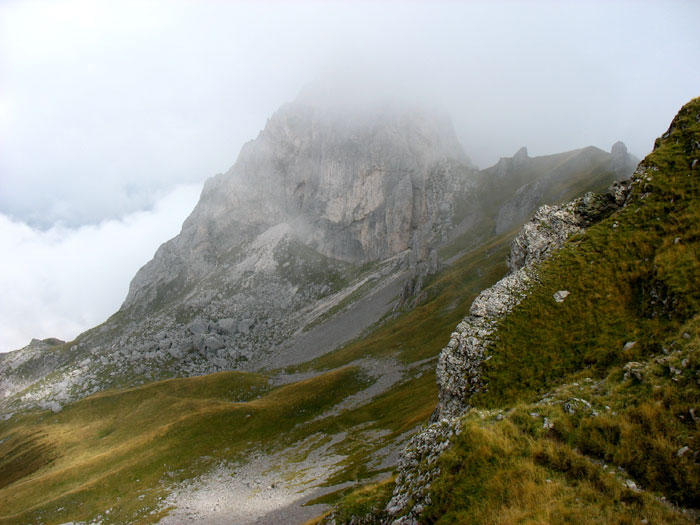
[1,100,477,412]
[0,92,641,525]
[322,98,700,524]
[0,93,635,417]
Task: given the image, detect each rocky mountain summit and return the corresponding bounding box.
[0,93,636,418]
[1,99,474,410]
[124,102,473,311]
[0,84,662,524]
[117,101,478,356]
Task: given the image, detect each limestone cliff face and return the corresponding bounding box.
[123,101,473,312]
[0,98,481,413]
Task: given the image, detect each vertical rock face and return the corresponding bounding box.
[122,99,474,312]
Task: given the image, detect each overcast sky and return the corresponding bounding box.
[1,0,699,352]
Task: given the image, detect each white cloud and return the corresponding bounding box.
[0,183,201,352]
[1,1,699,227]
[0,0,699,351]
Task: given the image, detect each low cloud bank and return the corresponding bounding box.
[0,183,201,353]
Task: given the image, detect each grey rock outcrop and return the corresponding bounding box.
[385,419,460,521]
[610,141,639,175]
[506,203,585,272]
[188,319,208,336]
[553,290,570,303]
[513,146,529,164]
[0,338,66,401]
[216,318,237,335]
[122,101,474,314]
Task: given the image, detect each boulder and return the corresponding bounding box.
[203,336,225,352]
[188,319,209,336]
[553,290,570,303]
[217,318,238,335]
[238,318,255,335]
[623,361,644,381]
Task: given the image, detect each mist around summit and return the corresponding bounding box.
[2,90,698,524]
[2,1,699,352]
[1,3,700,522]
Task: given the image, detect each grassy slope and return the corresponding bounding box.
[0,229,513,525]
[328,98,700,523]
[476,98,700,408]
[0,369,365,524]
[442,146,618,262]
[0,120,638,525]
[424,315,700,524]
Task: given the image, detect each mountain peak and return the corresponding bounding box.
[610,140,638,175]
[119,96,479,334]
[262,95,471,166]
[184,98,473,265]
[513,146,529,162]
[611,140,627,155]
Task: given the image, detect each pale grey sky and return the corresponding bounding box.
[1,0,699,351]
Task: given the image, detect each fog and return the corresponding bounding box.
[1,0,699,351]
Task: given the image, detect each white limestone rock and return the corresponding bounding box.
[553,290,570,303]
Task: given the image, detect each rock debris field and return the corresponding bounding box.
[158,434,349,524]
[156,357,427,524]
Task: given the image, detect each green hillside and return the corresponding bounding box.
[0,117,647,525]
[0,229,513,524]
[325,98,700,523]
